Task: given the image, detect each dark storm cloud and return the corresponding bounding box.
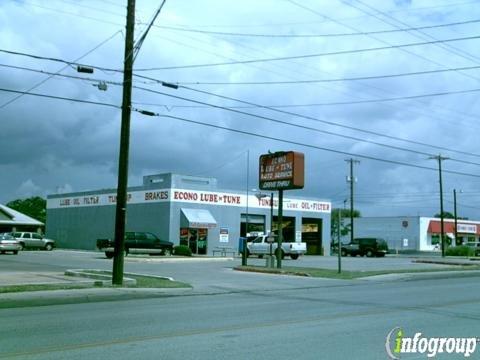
[1,0,480,219]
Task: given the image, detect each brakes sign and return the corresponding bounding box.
[259,151,304,190]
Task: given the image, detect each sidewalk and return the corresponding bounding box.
[0,270,191,309]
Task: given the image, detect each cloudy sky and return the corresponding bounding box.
[1,0,480,218]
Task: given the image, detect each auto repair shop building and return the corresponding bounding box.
[46,173,332,255]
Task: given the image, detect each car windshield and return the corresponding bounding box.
[0,233,14,240]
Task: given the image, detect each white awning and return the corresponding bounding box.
[181,208,217,229]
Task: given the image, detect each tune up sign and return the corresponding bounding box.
[259,151,304,190]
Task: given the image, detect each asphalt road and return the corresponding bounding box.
[1,251,479,359]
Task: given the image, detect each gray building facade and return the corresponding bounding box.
[46,173,332,255]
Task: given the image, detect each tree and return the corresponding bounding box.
[434,211,455,219]
[331,208,361,242]
[6,196,46,223]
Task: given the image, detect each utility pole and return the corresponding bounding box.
[454,189,458,246]
[345,159,360,245]
[429,155,449,257]
[337,206,341,273]
[112,0,135,286]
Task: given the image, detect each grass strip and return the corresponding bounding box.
[235,265,480,279]
[0,283,92,294]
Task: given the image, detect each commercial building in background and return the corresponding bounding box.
[352,216,480,252]
[0,204,44,233]
[46,173,332,255]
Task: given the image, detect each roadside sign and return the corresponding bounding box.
[259,151,304,190]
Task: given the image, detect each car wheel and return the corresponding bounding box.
[0,251,4,254]
[45,243,53,251]
[290,254,299,260]
[105,251,114,259]
[258,254,264,259]
[13,250,18,255]
[163,247,172,256]
[19,243,25,251]
[246,249,250,257]
[366,250,374,257]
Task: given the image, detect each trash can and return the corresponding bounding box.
[238,237,246,255]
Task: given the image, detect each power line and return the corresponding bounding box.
[175,64,480,85]
[146,18,480,38]
[351,0,480,66]
[2,83,480,179]
[0,30,122,109]
[4,49,480,161]
[133,84,480,167]
[138,86,480,108]
[133,34,480,71]
[156,79,480,159]
[156,113,480,179]
[0,63,125,86]
[286,0,480,119]
[0,87,120,109]
[0,48,123,74]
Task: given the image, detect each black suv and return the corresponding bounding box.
[341,238,388,257]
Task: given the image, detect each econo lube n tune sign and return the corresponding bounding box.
[259,151,304,190]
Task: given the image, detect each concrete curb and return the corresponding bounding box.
[64,269,137,287]
[413,259,479,266]
[0,287,192,309]
[124,256,236,263]
[360,270,480,282]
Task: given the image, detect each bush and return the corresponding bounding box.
[173,245,192,257]
[445,246,475,257]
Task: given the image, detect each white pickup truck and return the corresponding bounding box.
[247,235,306,260]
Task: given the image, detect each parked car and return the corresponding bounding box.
[0,233,21,254]
[247,234,307,260]
[10,232,55,251]
[341,237,388,257]
[97,231,174,259]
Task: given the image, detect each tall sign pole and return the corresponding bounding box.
[112,0,135,285]
[259,151,304,269]
[277,190,284,268]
